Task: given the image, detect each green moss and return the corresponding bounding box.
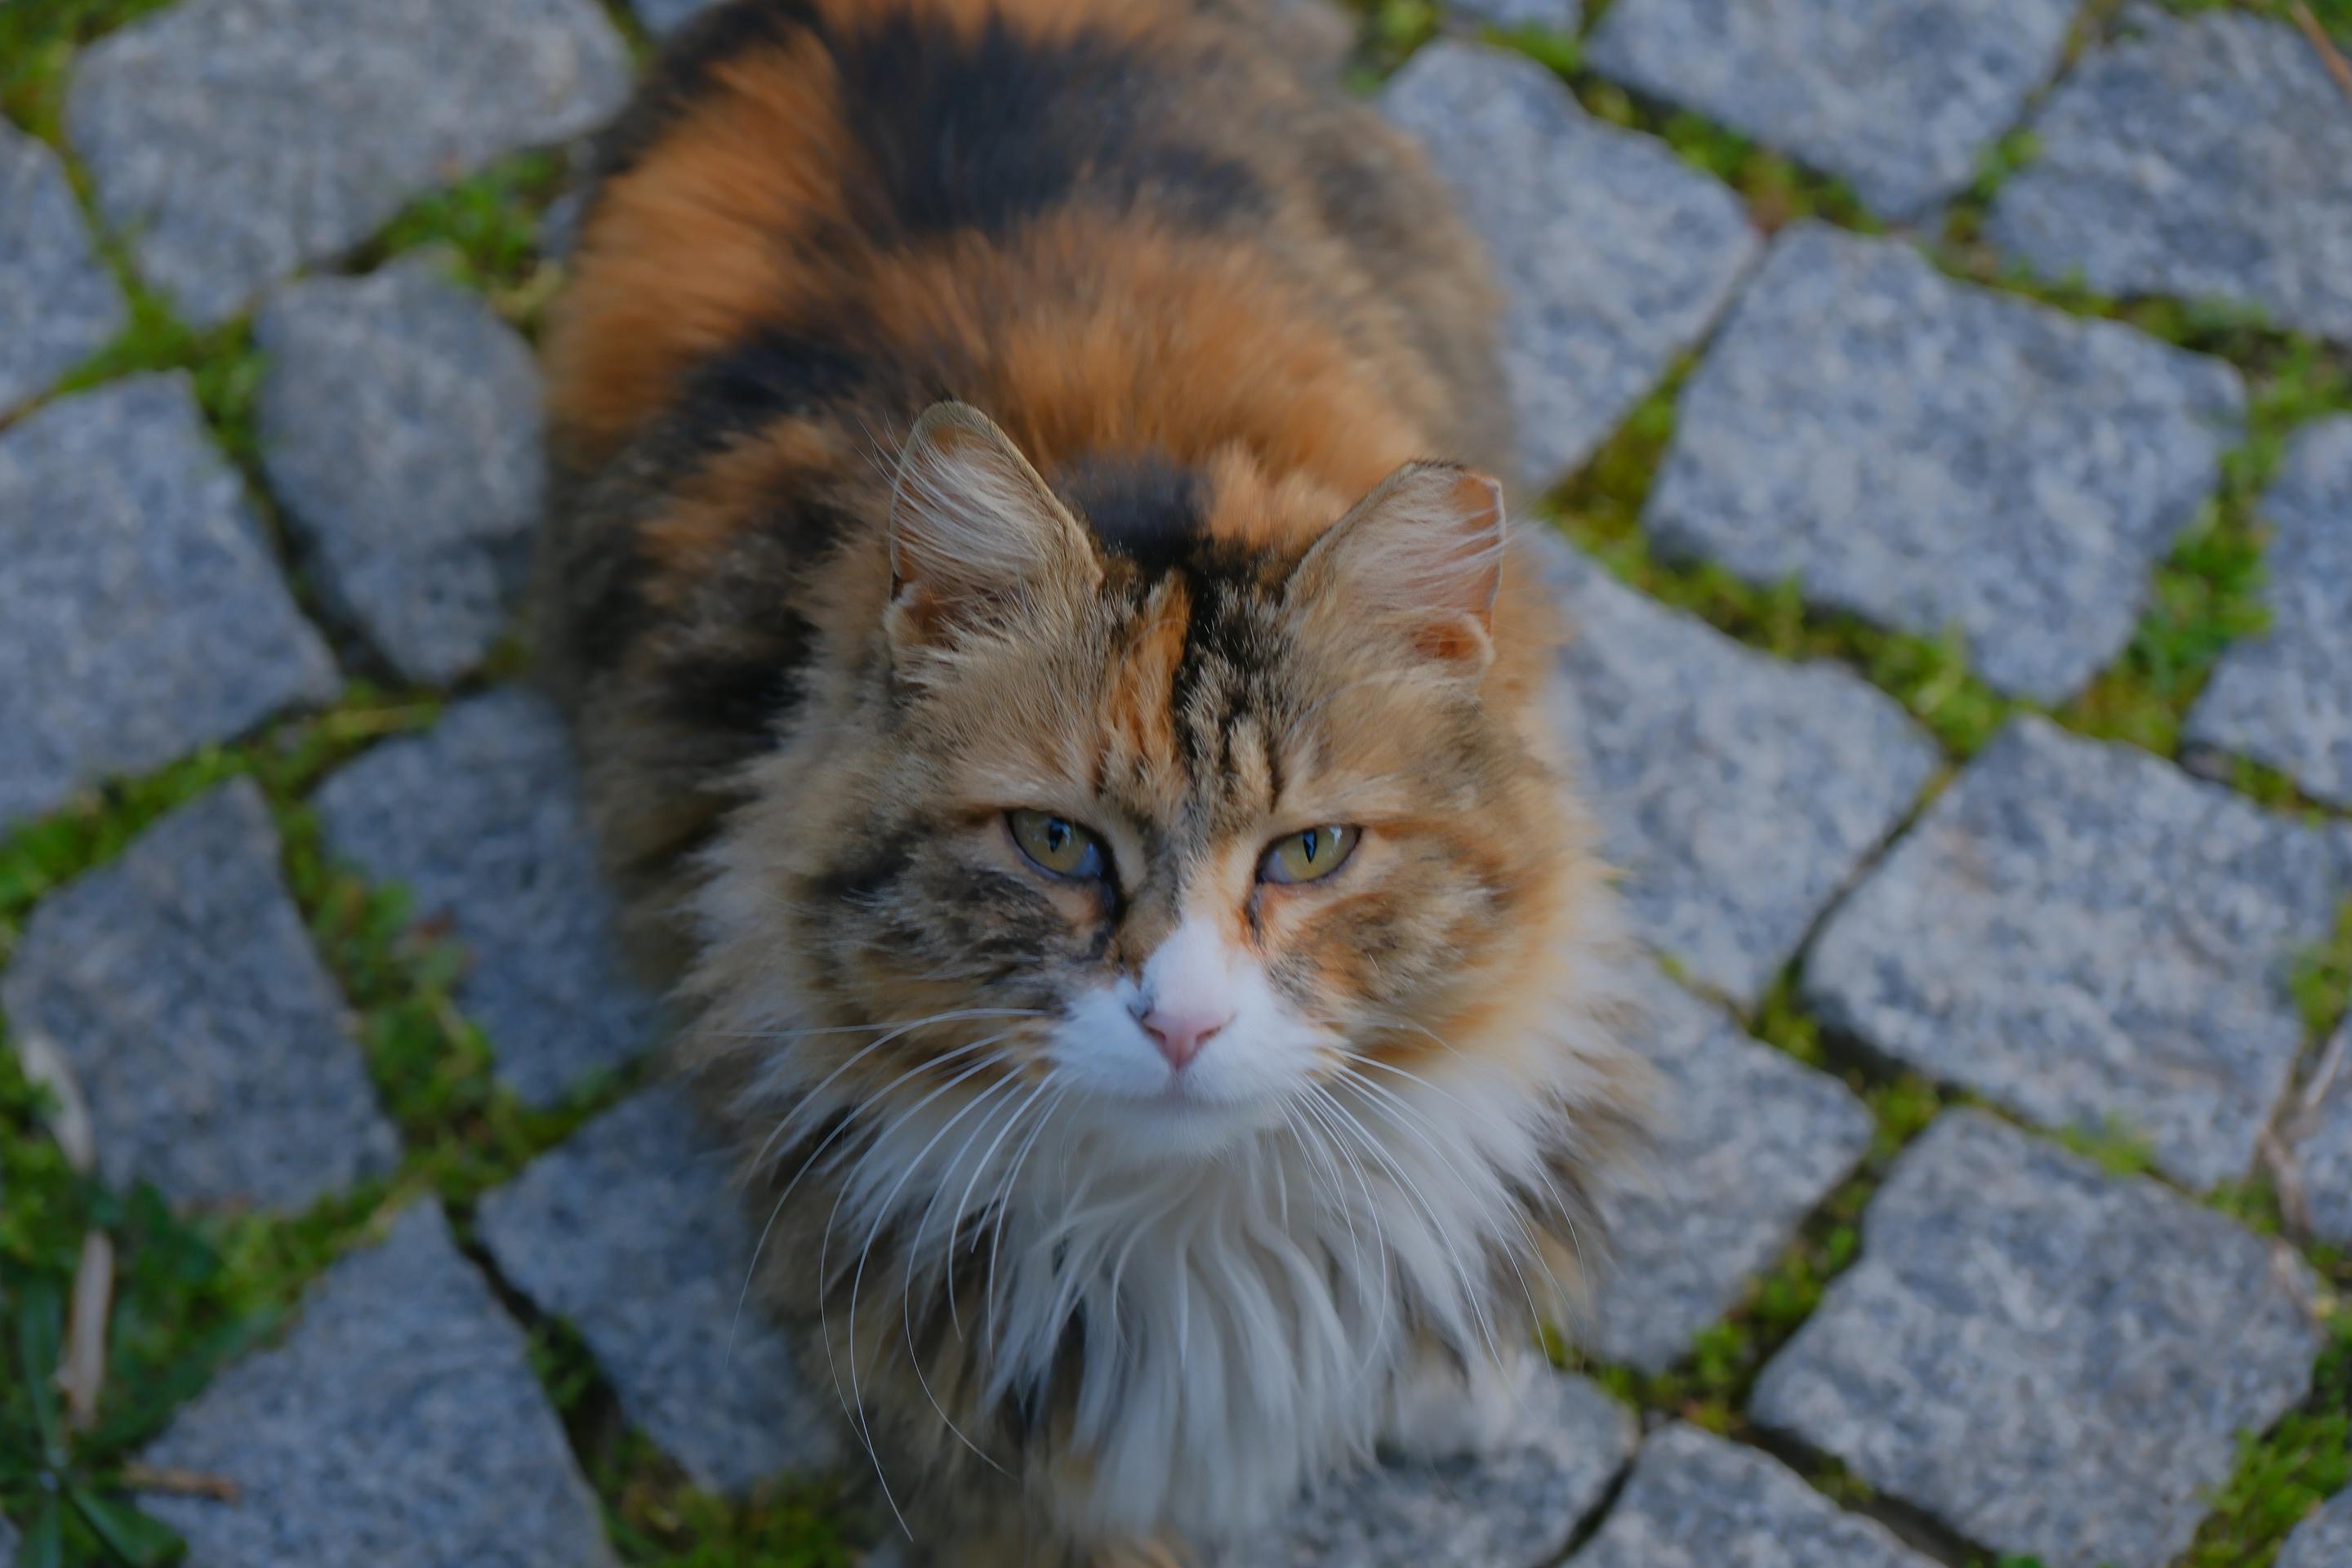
[2051,1120,2166,1180]
[2182,1318,2352,1568]
[2048,341,2351,759]
[2290,898,2352,1048]
[0,685,644,1564]
[1940,129,2042,249]
[591,1435,857,1568]
[1342,0,1441,87]
[0,0,177,144]
[354,149,575,327]
[1481,35,1879,234]
[1583,964,1950,1438]
[1545,379,2016,759]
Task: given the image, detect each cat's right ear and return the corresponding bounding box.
[886,401,1099,653]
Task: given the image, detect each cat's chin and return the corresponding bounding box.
[1068,1085,1290,1166]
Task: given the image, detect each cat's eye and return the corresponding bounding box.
[1260,825,1360,885]
[1009,809,1109,880]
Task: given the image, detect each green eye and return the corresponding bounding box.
[1261,824,1360,885]
[1009,809,1109,880]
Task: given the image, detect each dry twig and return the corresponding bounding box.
[13,1023,114,1430]
[118,1464,243,1503]
[2294,2,2352,104]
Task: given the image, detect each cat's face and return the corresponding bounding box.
[731,405,1570,1165]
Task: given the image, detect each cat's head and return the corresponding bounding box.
[699,403,1601,1167]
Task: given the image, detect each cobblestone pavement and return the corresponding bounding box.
[2,2,2350,1566]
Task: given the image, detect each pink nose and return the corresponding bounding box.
[1140,1005,1232,1071]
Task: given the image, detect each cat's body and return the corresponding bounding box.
[537,2,1646,1562]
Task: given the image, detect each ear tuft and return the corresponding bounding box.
[886,402,1095,650]
[1291,462,1507,668]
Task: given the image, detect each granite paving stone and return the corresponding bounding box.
[315,689,657,1106]
[1587,0,2078,219]
[1589,969,1873,1370]
[1,781,397,1210]
[477,1087,837,1493]
[66,0,632,326]
[2297,1027,2352,1251]
[1382,42,1759,490]
[1645,223,2244,702]
[0,373,339,833]
[1751,1110,2325,1568]
[2278,1487,2352,1568]
[1989,10,2352,347]
[1806,716,2352,1190]
[139,1203,617,1568]
[1452,0,1580,31]
[631,0,724,33]
[2185,416,2352,808]
[0,122,126,416]
[1568,1423,1938,1568]
[1210,1370,1637,1568]
[256,257,545,684]
[1536,537,1939,1006]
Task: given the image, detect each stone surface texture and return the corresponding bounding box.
[1645,223,2243,702]
[1570,1423,1937,1568]
[1590,969,1873,1370]
[66,0,631,325]
[1751,1111,2324,1568]
[2278,1487,2352,1568]
[1990,10,2352,346]
[476,1088,836,1494]
[2299,1027,2352,1251]
[256,257,545,684]
[0,122,125,415]
[140,1204,617,1568]
[0,373,338,832]
[315,688,656,1105]
[2,781,397,1210]
[1538,538,1937,1004]
[1806,717,2352,1191]
[1588,0,2076,219]
[1382,42,1758,489]
[2185,416,2352,807]
[1453,0,1580,30]
[631,0,726,33]
[1212,1371,1637,1568]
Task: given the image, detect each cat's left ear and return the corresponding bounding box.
[1290,461,1505,669]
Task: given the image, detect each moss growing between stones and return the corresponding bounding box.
[1546,380,2015,760]
[0,688,630,1564]
[0,0,177,145]
[2292,900,2352,1052]
[2053,341,2352,759]
[354,149,575,327]
[1579,966,1949,1443]
[2183,1318,2352,1568]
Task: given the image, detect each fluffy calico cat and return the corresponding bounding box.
[536,1,1647,1561]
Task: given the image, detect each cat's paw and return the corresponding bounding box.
[1376,1342,1547,1463]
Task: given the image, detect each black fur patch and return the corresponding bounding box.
[812,826,921,906]
[594,2,1263,238]
[676,323,871,443]
[657,621,813,743]
[831,11,1264,239]
[1059,456,1209,574]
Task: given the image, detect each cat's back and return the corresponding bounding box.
[537,0,1509,960]
[544,0,1504,488]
